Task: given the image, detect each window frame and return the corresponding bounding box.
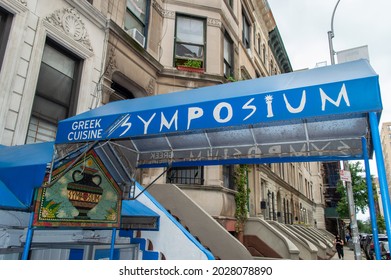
[0,7,13,71]
[225,0,233,8]
[223,32,234,78]
[174,14,206,69]
[124,0,150,37]
[223,165,235,190]
[242,11,251,49]
[26,39,82,143]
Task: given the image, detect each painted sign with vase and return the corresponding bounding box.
[33,150,122,228]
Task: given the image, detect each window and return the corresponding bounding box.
[110,81,135,101]
[125,0,148,35]
[242,12,250,49]
[0,7,12,71]
[26,40,80,143]
[174,15,205,68]
[166,166,204,185]
[225,0,233,8]
[223,33,233,78]
[223,165,234,189]
[240,67,251,80]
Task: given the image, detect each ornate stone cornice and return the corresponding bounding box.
[45,8,93,52]
[152,0,175,19]
[1,0,29,13]
[152,0,164,17]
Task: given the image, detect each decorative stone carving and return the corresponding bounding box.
[207,18,221,28]
[146,78,155,96]
[152,0,175,19]
[104,46,117,78]
[45,8,93,52]
[152,0,164,17]
[17,0,27,5]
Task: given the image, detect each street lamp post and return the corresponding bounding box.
[327,0,362,260]
[327,0,341,65]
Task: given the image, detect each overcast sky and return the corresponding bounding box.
[268,0,391,177]
[267,0,391,219]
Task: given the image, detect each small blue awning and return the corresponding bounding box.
[121,200,160,230]
[0,142,54,210]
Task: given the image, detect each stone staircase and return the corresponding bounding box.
[167,210,219,259]
[147,183,253,260]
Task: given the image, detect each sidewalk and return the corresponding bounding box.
[330,246,366,260]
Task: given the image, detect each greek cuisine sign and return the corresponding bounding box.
[56,76,380,144]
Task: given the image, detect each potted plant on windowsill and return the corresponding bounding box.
[176,59,204,73]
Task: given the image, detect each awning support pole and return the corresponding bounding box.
[369,112,391,244]
[361,136,381,260]
[22,212,35,260]
[343,160,361,259]
[109,228,117,260]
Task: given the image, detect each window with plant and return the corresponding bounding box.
[174,15,205,68]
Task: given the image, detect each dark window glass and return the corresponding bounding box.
[0,7,12,71]
[26,41,80,143]
[242,13,250,49]
[110,81,135,101]
[224,33,233,78]
[223,165,234,189]
[225,0,233,8]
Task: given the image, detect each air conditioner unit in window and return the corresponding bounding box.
[126,28,145,48]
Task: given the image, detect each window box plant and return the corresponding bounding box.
[176,59,204,73]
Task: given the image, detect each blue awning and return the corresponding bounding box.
[0,142,55,210]
[121,200,160,230]
[54,60,382,169]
